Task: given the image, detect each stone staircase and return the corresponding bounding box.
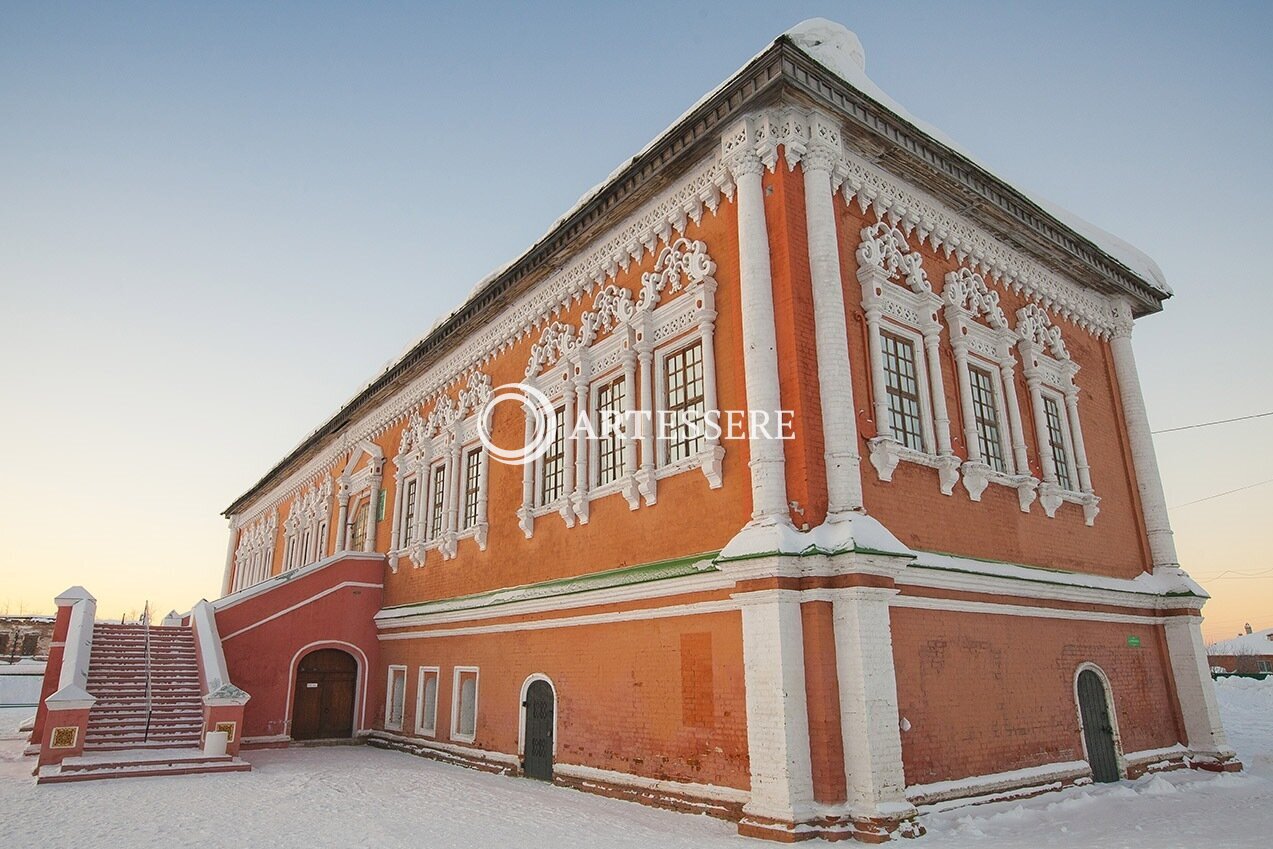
[85,623,204,751]
[36,622,250,782]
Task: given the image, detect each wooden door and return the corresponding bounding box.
[522,680,554,781]
[292,649,357,740]
[1077,669,1120,782]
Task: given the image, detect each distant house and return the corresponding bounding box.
[0,615,55,662]
[1208,625,1273,674]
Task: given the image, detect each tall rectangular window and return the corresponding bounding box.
[429,463,447,540]
[595,375,627,485]
[1042,394,1074,490]
[540,407,566,504]
[416,667,439,736]
[881,331,925,451]
[665,341,706,464]
[462,448,481,529]
[451,667,479,743]
[386,666,407,731]
[400,478,418,548]
[968,365,1006,473]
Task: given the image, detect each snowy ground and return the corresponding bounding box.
[2,679,1269,848]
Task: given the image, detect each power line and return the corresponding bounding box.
[1168,478,1273,510]
[1153,410,1273,434]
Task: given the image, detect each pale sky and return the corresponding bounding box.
[2,2,1269,643]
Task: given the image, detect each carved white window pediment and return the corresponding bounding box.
[856,220,959,495]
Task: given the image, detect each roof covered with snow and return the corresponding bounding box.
[1209,627,1273,655]
[227,18,1172,515]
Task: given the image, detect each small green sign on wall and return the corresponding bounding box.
[1127,635,1142,648]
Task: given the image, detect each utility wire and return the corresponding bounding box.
[1153,410,1273,434]
[1168,478,1273,510]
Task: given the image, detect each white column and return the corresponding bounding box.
[335,482,350,552]
[561,380,576,516]
[1064,386,1093,493]
[519,408,536,535]
[389,465,406,553]
[922,324,953,458]
[411,452,429,544]
[365,466,382,552]
[830,588,914,821]
[998,355,1030,475]
[571,372,590,523]
[727,147,789,524]
[1163,615,1234,758]
[1025,374,1059,484]
[621,348,638,490]
[736,589,815,825]
[220,516,238,597]
[802,145,863,516]
[951,341,981,463]
[1109,299,1178,567]
[863,305,892,436]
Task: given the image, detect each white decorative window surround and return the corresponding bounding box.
[856,220,960,494]
[943,267,1038,511]
[451,666,479,744]
[389,371,493,569]
[415,666,439,737]
[281,476,332,573]
[336,442,385,557]
[517,238,723,538]
[1016,304,1099,524]
[385,665,407,732]
[232,509,277,592]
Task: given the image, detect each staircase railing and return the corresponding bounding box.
[142,601,153,743]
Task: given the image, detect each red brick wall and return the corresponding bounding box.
[832,186,1152,579]
[378,609,750,790]
[891,606,1183,786]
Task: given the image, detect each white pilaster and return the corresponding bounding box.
[724,127,789,525]
[1163,615,1235,759]
[220,515,238,597]
[802,138,864,517]
[830,587,914,822]
[737,587,816,826]
[1109,299,1178,567]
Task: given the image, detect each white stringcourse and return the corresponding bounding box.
[517,237,724,539]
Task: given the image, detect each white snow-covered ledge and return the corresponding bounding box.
[907,760,1090,810]
[900,550,1209,611]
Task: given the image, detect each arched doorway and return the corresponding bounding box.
[292,648,357,740]
[522,679,555,781]
[1076,667,1120,782]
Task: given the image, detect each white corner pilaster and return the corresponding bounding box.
[1162,615,1235,759]
[736,587,816,827]
[220,515,238,597]
[1109,298,1179,568]
[830,587,915,825]
[800,117,864,518]
[723,119,790,526]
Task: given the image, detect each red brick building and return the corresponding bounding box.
[1209,626,1273,675]
[32,18,1236,840]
